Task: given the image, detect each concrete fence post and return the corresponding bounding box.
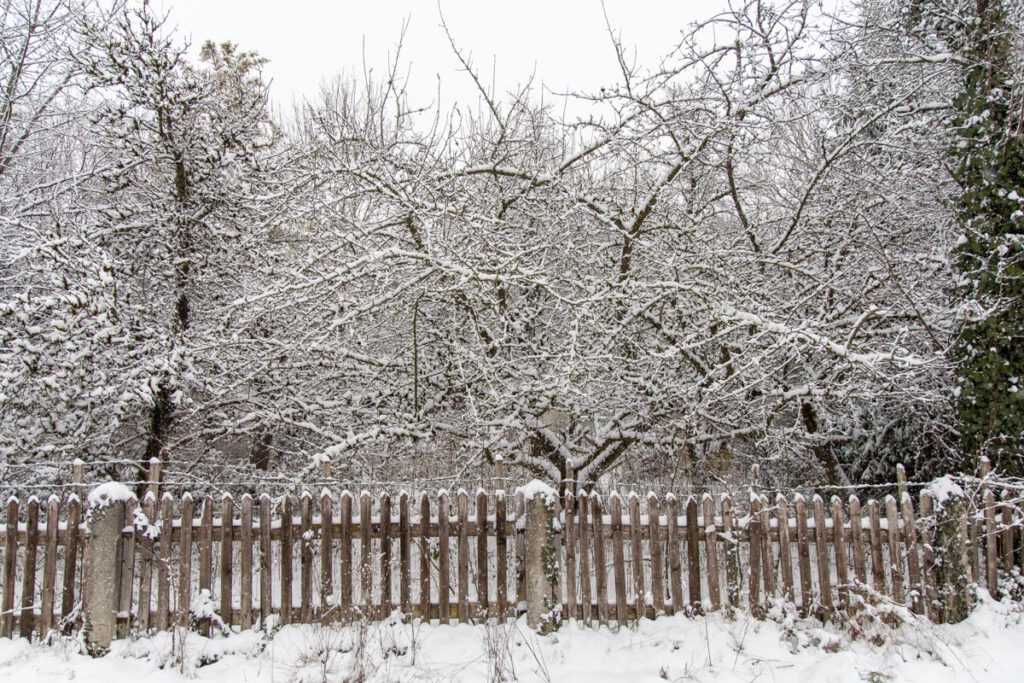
[82,483,135,654]
[927,476,974,623]
[521,480,561,633]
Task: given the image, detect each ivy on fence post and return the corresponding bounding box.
[926,476,974,623]
[521,480,562,634]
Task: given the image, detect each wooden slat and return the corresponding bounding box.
[139,496,159,632]
[219,496,234,631]
[610,493,627,625]
[399,492,411,615]
[592,493,608,625]
[848,495,867,590]
[418,493,430,620]
[721,494,739,609]
[919,491,938,621]
[900,491,922,614]
[495,491,508,620]
[628,493,644,620]
[300,493,314,623]
[983,488,998,596]
[339,492,353,619]
[1,498,18,638]
[759,495,776,599]
[438,491,450,623]
[794,495,812,615]
[665,494,682,617]
[198,498,213,636]
[776,494,794,603]
[239,494,253,630]
[380,492,393,617]
[686,497,701,613]
[831,496,849,611]
[647,493,664,616]
[475,490,488,618]
[61,494,81,622]
[811,495,833,618]
[748,495,763,616]
[280,494,294,624]
[564,492,577,621]
[702,494,720,612]
[577,490,592,624]
[40,496,60,637]
[118,498,137,638]
[320,490,334,621]
[258,494,272,627]
[867,499,886,595]
[1001,494,1014,575]
[968,496,981,584]
[20,497,39,639]
[359,492,372,616]
[157,494,173,630]
[514,491,525,614]
[178,494,194,628]
[884,495,905,604]
[456,491,468,623]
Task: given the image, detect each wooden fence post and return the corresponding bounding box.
[82,483,134,654]
[522,481,561,633]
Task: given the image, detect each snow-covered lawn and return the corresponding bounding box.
[2,594,1022,682]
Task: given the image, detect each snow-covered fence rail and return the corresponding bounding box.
[0,468,1021,645]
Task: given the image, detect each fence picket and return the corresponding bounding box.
[848,496,866,591]
[438,491,450,623]
[339,492,353,619]
[776,494,794,603]
[721,495,739,609]
[984,489,998,595]
[666,494,683,617]
[381,492,393,618]
[158,494,173,630]
[629,493,645,620]
[400,492,411,616]
[198,498,213,635]
[20,497,39,639]
[456,491,468,623]
[300,493,314,623]
[1,498,17,638]
[831,496,849,612]
[418,493,430,620]
[900,492,922,614]
[258,494,272,628]
[476,491,488,619]
[610,493,627,625]
[577,490,592,624]
[648,493,664,616]
[564,491,577,621]
[61,494,81,622]
[748,495,763,616]
[811,495,832,618]
[867,499,885,594]
[220,495,234,629]
[592,493,608,625]
[885,495,905,604]
[41,496,60,637]
[240,494,253,630]
[794,495,812,615]
[703,494,720,612]
[686,497,702,613]
[496,491,508,620]
[359,492,372,616]
[320,490,334,621]
[281,494,293,625]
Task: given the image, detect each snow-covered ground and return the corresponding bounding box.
[2,593,1022,682]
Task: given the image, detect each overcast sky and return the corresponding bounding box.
[156,0,728,112]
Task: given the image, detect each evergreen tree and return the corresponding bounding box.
[948,0,1024,471]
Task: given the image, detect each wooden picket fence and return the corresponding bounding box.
[0,477,1021,641]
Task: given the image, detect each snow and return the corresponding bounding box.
[927,476,965,507]
[86,482,136,509]
[1,597,1023,682]
[516,480,556,503]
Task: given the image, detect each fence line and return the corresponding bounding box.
[0,468,1022,644]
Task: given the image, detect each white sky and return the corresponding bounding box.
[156,0,728,112]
